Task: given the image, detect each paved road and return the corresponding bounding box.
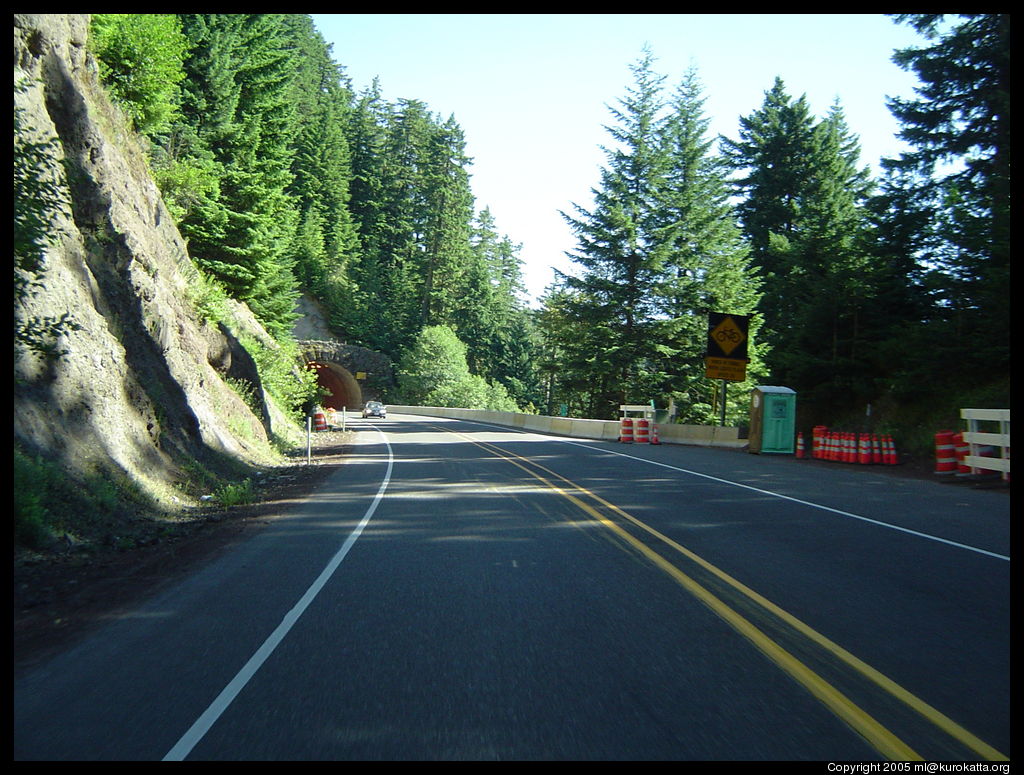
[14,414,1010,761]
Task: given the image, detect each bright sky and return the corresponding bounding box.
[310,13,930,306]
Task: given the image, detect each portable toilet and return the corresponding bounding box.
[749,386,797,454]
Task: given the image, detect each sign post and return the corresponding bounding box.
[705,312,751,425]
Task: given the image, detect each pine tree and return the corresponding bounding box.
[378,99,437,354]
[657,68,764,421]
[281,15,360,329]
[454,209,507,376]
[885,14,1010,376]
[557,49,674,417]
[721,80,881,404]
[453,209,540,408]
[720,78,818,279]
[537,284,619,419]
[418,115,474,328]
[777,104,875,396]
[171,14,300,338]
[343,91,480,359]
[340,80,390,347]
[858,164,937,393]
[550,55,763,422]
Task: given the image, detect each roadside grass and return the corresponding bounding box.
[14,447,153,550]
[215,478,256,507]
[15,445,275,552]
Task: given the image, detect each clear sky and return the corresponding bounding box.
[309,13,930,305]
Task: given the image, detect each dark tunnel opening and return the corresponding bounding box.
[307,361,362,410]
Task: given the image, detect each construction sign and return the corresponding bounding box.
[705,356,747,381]
[705,312,750,381]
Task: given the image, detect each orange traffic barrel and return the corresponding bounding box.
[812,426,828,459]
[883,435,898,465]
[842,432,854,463]
[619,417,634,443]
[953,432,970,476]
[934,430,956,474]
[871,434,883,465]
[857,433,872,464]
[635,418,650,444]
[314,411,327,432]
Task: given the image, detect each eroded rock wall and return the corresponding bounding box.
[14,14,288,504]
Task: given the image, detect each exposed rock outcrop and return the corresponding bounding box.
[14,14,296,508]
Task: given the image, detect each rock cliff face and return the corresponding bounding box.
[14,14,295,508]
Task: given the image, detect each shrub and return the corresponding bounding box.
[216,478,255,507]
[239,334,320,421]
[399,325,520,411]
[13,450,58,549]
[89,14,189,136]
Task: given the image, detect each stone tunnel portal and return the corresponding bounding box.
[308,361,362,411]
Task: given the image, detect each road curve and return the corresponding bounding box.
[14,414,1010,761]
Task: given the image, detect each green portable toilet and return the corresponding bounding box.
[749,386,796,454]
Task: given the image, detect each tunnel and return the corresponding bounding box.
[307,361,362,410]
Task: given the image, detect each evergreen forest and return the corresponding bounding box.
[80,13,1008,453]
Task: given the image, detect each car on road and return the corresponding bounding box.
[362,401,387,419]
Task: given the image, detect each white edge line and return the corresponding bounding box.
[572,441,1011,563]
[437,416,1010,563]
[162,427,394,761]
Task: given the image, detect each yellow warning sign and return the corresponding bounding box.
[709,316,747,357]
[705,357,747,382]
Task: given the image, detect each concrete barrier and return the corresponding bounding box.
[386,405,745,448]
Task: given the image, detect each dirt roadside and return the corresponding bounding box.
[13,432,1007,674]
[13,432,354,674]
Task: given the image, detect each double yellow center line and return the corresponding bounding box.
[446,428,1007,762]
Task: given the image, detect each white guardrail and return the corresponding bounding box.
[387,405,747,449]
[961,408,1010,480]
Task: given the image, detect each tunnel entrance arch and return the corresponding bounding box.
[299,340,395,411]
[308,361,361,411]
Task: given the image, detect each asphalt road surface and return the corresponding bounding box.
[14,414,1011,761]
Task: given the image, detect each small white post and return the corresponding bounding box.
[306,415,312,465]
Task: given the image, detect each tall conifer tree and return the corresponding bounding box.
[884,14,1010,376]
[419,116,474,328]
[281,14,360,327]
[454,209,539,408]
[551,54,762,421]
[721,80,879,403]
[659,68,764,421]
[557,49,673,417]
[720,78,818,316]
[172,14,300,338]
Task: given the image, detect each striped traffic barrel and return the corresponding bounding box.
[619,417,634,443]
[635,418,650,444]
[934,430,956,474]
